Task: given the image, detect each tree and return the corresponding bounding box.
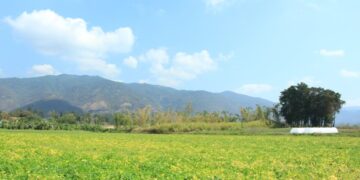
[240,107,251,121]
[279,83,345,127]
[255,105,265,120]
[307,87,344,127]
[135,105,152,126]
[279,83,309,126]
[58,113,77,124]
[80,113,92,124]
[114,112,131,129]
[183,102,193,122]
[271,104,281,123]
[0,111,10,120]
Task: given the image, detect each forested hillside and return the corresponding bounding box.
[0,75,273,113]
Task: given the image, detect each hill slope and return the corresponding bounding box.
[0,74,274,113]
[20,99,83,114]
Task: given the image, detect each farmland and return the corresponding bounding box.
[0,130,360,179]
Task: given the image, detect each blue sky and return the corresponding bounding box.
[0,0,359,105]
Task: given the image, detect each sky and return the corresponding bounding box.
[0,0,359,105]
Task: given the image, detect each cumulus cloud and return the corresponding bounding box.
[140,48,169,65]
[340,69,359,78]
[5,9,135,77]
[123,56,138,69]
[319,49,344,57]
[31,64,57,76]
[134,48,216,86]
[237,84,273,94]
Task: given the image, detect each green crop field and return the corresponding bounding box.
[0,130,360,179]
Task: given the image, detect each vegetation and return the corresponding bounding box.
[279,83,345,127]
[0,130,359,179]
[0,104,281,133]
[0,83,353,133]
[0,110,104,131]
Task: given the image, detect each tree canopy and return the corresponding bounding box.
[279,83,345,127]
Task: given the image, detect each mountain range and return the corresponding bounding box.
[336,107,360,125]
[0,74,358,125]
[0,74,273,114]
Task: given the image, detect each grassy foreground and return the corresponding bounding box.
[0,130,360,179]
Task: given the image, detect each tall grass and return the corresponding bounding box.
[131,120,272,134]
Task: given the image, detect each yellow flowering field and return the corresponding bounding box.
[0,130,359,179]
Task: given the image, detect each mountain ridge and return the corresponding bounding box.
[336,107,360,125]
[0,74,274,113]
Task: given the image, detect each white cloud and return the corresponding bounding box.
[237,84,273,94]
[140,48,169,65]
[217,52,234,62]
[205,0,227,8]
[76,58,119,77]
[0,68,3,77]
[139,48,217,86]
[138,79,148,84]
[5,9,135,77]
[340,69,359,78]
[319,49,344,57]
[204,0,234,12]
[123,56,138,69]
[31,64,57,76]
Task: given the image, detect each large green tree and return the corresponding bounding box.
[279,83,345,127]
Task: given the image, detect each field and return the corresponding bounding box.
[0,130,360,179]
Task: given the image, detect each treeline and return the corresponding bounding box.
[112,104,281,130]
[240,105,281,123]
[0,104,281,132]
[0,109,106,131]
